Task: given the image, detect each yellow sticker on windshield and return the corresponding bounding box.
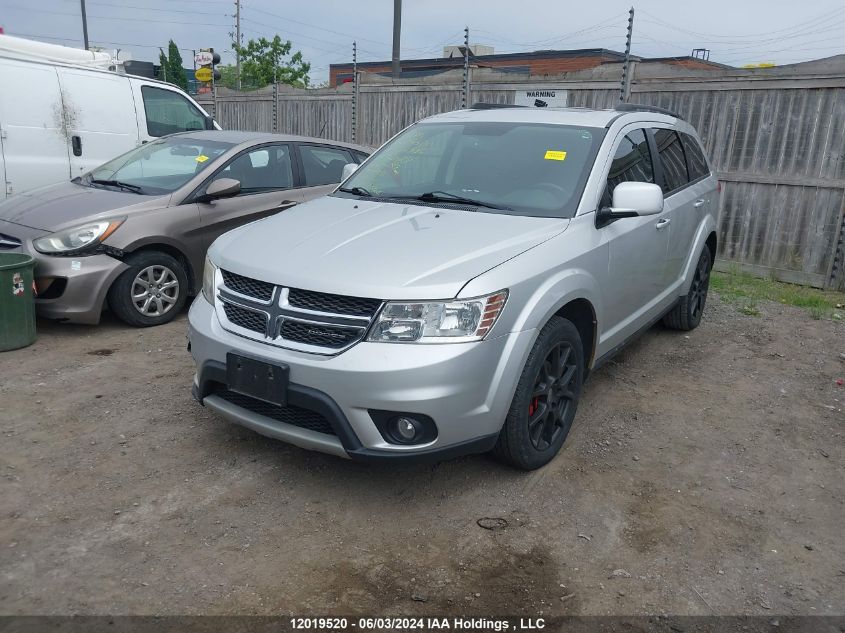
[195,155,209,163]
[544,150,567,161]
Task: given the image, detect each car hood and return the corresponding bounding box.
[0,181,169,231]
[210,195,569,300]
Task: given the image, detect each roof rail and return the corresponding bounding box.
[614,102,682,119]
[470,102,527,110]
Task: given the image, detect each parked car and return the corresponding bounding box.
[0,131,370,326]
[0,34,218,199]
[188,104,719,469]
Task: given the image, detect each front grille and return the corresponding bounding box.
[0,233,22,249]
[216,389,336,436]
[222,269,274,302]
[280,320,362,349]
[217,271,381,353]
[223,303,267,333]
[288,288,381,317]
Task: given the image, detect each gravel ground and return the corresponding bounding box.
[1,295,843,616]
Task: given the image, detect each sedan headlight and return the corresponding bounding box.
[32,219,124,254]
[201,256,218,306]
[368,290,508,343]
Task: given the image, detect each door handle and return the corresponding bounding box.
[655,218,671,229]
[275,200,298,210]
[693,199,706,208]
[71,135,82,157]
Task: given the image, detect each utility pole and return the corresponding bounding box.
[234,0,242,90]
[620,7,634,102]
[79,0,89,50]
[391,0,402,78]
[461,27,470,108]
[352,41,357,143]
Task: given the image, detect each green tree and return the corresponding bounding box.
[216,64,238,90]
[166,40,188,91]
[157,40,187,91]
[232,36,311,89]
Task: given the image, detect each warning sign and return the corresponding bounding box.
[514,89,568,108]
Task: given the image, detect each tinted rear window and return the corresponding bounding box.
[652,128,690,194]
[681,133,710,181]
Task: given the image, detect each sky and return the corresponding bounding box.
[2,0,844,84]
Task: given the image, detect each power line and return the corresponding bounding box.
[83,1,226,16]
[638,6,845,41]
[7,30,195,52]
[3,4,230,27]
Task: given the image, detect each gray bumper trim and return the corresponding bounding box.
[203,393,349,458]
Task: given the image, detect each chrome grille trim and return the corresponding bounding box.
[215,269,382,355]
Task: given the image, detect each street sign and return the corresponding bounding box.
[195,67,213,82]
[194,51,214,66]
[513,88,568,108]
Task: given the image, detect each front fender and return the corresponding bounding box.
[459,220,607,363]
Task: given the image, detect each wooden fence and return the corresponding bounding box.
[198,60,845,290]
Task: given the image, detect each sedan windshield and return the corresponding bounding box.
[84,136,235,195]
[339,121,605,217]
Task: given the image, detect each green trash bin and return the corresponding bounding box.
[0,253,37,351]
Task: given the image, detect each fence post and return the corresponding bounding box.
[462,26,470,108]
[272,70,278,133]
[620,7,634,102]
[352,41,357,144]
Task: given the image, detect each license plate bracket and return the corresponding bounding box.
[226,353,289,407]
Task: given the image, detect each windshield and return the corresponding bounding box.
[85,136,234,195]
[338,121,605,217]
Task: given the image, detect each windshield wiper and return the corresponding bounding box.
[414,191,512,211]
[89,178,144,194]
[337,186,374,197]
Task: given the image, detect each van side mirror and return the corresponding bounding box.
[596,182,664,227]
[341,163,359,181]
[199,178,240,202]
[204,114,215,130]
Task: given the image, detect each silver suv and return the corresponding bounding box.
[188,104,719,470]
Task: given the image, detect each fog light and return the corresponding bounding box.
[370,410,438,445]
[393,416,419,441]
[390,416,423,444]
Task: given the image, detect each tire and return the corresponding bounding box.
[107,251,189,327]
[493,316,584,470]
[663,246,712,331]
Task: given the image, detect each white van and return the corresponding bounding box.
[0,35,219,199]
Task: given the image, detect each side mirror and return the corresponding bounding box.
[204,114,215,131]
[597,182,664,226]
[200,178,240,202]
[341,163,359,181]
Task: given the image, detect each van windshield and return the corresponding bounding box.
[337,121,605,218]
[84,136,235,195]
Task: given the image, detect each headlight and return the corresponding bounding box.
[201,256,218,306]
[32,219,124,254]
[368,290,508,343]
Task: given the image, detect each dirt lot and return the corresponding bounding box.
[1,295,843,617]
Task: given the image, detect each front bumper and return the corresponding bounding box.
[33,253,128,324]
[0,220,127,324]
[187,295,536,461]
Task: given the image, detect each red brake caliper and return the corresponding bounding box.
[528,397,539,416]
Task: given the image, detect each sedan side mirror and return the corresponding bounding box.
[596,181,664,226]
[204,114,216,130]
[341,163,359,181]
[199,178,240,202]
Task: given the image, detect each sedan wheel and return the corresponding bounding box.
[131,265,180,317]
[108,251,189,327]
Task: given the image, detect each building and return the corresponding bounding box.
[329,47,729,86]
